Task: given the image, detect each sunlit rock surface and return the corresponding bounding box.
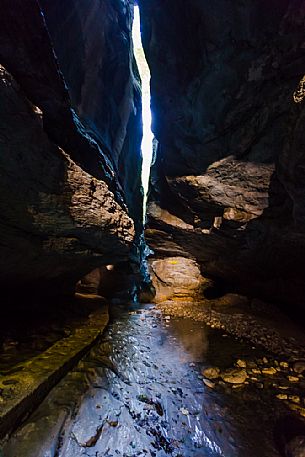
[139,0,305,309]
[0,0,143,298]
[149,256,212,303]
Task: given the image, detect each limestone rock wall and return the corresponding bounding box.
[139,0,305,308]
[0,0,142,298]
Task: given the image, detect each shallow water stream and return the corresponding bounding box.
[2,303,299,457]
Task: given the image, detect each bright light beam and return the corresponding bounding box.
[132,6,153,219]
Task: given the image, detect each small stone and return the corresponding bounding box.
[289,395,301,404]
[263,357,268,364]
[262,367,277,375]
[280,361,289,369]
[203,379,215,388]
[232,384,245,389]
[108,420,118,427]
[288,376,299,383]
[293,361,305,374]
[164,316,171,321]
[236,359,247,368]
[202,367,220,380]
[252,368,261,374]
[180,407,189,415]
[221,369,247,384]
[287,403,305,418]
[276,394,288,400]
[189,362,196,367]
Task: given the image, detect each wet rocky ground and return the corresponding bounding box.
[157,296,305,358]
[2,302,305,456]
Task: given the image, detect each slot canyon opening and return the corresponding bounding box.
[132,4,153,220]
[75,6,154,303]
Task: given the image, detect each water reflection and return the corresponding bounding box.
[166,318,209,363]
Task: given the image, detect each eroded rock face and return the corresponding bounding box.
[0,0,141,299]
[139,0,305,309]
[40,0,143,229]
[149,257,212,303]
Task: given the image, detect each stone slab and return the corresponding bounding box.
[0,301,108,439]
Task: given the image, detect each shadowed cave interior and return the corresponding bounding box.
[0,1,305,456]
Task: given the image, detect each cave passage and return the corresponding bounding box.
[132,5,153,218]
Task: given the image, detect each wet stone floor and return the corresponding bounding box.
[2,303,303,457]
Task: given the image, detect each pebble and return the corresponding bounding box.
[252,368,261,374]
[202,367,220,380]
[293,361,305,374]
[203,379,215,389]
[287,403,305,418]
[236,359,247,368]
[288,376,299,383]
[289,395,301,404]
[262,367,277,375]
[221,369,248,384]
[180,407,189,415]
[280,361,289,369]
[276,394,288,400]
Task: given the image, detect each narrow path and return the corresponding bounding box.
[2,303,297,457]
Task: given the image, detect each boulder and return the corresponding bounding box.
[149,256,212,302]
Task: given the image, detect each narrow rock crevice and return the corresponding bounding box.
[1,1,305,456]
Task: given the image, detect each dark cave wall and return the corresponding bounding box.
[0,0,142,297]
[139,0,305,308]
[40,0,143,230]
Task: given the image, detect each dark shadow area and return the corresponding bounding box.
[274,415,305,457]
[0,294,103,374]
